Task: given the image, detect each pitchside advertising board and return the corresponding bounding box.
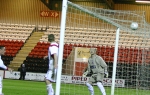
[3,71,125,87]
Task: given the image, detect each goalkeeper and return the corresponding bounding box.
[83,48,108,95]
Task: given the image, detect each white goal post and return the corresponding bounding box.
[55,0,150,95]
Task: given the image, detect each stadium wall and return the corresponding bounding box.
[114,4,150,23]
[0,0,61,26]
[1,0,149,27]
[0,0,108,27]
[3,70,125,87]
[72,1,109,9]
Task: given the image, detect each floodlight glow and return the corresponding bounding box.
[136,0,150,3]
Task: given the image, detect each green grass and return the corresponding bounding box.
[2,79,150,95]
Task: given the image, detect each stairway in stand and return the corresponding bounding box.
[9,32,44,70]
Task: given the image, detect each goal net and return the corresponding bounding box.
[55,1,150,95]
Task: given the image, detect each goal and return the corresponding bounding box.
[55,0,150,95]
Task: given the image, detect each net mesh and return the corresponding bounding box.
[57,1,150,95]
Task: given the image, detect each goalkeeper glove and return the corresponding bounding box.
[105,72,108,78]
[82,70,88,77]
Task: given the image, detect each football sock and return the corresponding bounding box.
[53,69,57,82]
[97,82,106,95]
[47,84,54,95]
[86,83,94,95]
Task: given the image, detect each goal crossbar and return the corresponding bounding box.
[67,1,149,38]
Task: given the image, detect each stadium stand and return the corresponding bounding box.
[22,25,149,75]
[0,23,35,69]
[1,24,150,88]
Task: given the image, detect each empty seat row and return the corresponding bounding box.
[0,29,33,33]
[0,23,34,42]
[0,23,35,28]
[0,33,30,36]
[26,42,150,64]
[0,40,23,46]
[41,28,149,48]
[0,40,23,56]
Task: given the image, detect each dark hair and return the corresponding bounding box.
[48,34,55,42]
[0,46,5,49]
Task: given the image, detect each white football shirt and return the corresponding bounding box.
[48,42,59,69]
[0,56,7,70]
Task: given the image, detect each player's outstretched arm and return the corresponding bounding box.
[105,72,108,78]
[82,70,88,77]
[82,66,91,77]
[8,67,14,73]
[43,56,48,60]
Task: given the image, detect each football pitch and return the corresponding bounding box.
[3,79,150,95]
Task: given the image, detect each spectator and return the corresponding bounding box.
[19,63,26,80]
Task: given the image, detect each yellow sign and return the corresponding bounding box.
[77,48,91,58]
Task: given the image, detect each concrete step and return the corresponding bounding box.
[29,36,41,39]
[11,61,23,64]
[19,50,32,53]
[32,33,44,36]
[25,40,39,44]
[16,50,28,54]
[13,58,25,62]
[10,31,44,70]
[21,47,34,50]
[24,42,37,47]
[26,40,40,42]
[13,54,28,58]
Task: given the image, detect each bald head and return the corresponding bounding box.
[90,48,97,55]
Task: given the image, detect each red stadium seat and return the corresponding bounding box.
[78,44,82,47]
[63,54,68,59]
